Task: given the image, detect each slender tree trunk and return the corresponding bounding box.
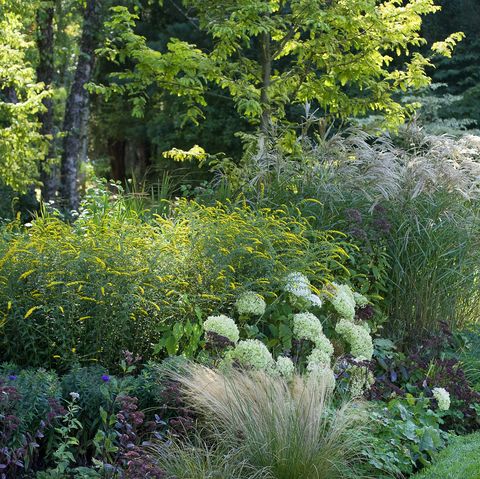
[3,86,18,103]
[36,4,57,202]
[60,0,103,211]
[135,140,151,177]
[259,32,272,135]
[257,32,273,162]
[108,139,127,182]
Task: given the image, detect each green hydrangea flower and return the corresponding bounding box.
[329,283,356,320]
[433,387,450,411]
[307,347,332,368]
[275,356,295,380]
[231,339,275,371]
[203,314,240,343]
[335,318,373,360]
[314,333,335,358]
[284,272,323,307]
[236,291,266,316]
[353,292,369,308]
[347,364,375,398]
[293,312,323,343]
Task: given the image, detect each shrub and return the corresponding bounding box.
[0,364,62,434]
[0,360,174,477]
[168,364,370,479]
[412,432,480,479]
[370,325,480,434]
[366,396,449,478]
[0,365,64,476]
[218,126,480,340]
[0,195,345,369]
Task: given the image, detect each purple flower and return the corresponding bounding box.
[101,374,110,382]
[8,375,17,380]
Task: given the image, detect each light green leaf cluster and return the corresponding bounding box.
[335,318,374,361]
[0,5,50,190]
[235,291,266,316]
[98,0,463,130]
[203,314,240,343]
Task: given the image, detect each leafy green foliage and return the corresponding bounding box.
[367,396,449,478]
[0,1,50,190]
[0,186,346,369]
[96,0,462,134]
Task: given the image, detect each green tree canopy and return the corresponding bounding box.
[95,0,463,138]
[0,1,49,191]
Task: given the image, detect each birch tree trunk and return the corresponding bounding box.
[60,0,103,211]
[36,4,57,201]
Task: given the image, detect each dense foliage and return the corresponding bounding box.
[0,186,346,369]
[1,1,480,478]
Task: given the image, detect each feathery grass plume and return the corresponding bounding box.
[240,124,480,340]
[170,364,370,479]
[150,434,262,479]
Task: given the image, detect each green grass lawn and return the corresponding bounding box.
[413,432,480,479]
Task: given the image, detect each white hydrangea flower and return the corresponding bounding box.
[306,348,331,369]
[284,272,323,308]
[284,272,311,297]
[308,293,323,307]
[314,333,335,358]
[347,364,375,398]
[203,314,240,343]
[69,392,80,400]
[329,283,356,320]
[231,339,275,371]
[236,291,266,316]
[293,312,323,343]
[432,387,451,411]
[353,292,369,308]
[275,356,295,380]
[335,318,373,360]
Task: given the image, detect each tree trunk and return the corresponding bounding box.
[36,4,57,202]
[60,0,103,211]
[108,139,127,182]
[257,31,272,162]
[259,32,272,135]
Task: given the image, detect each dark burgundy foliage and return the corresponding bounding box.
[370,322,480,432]
[355,304,375,320]
[344,203,392,243]
[112,395,166,478]
[159,380,195,436]
[204,331,235,350]
[345,208,363,224]
[0,382,64,478]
